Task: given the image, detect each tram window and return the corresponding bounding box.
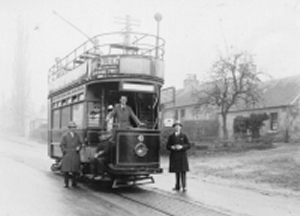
[72,103,84,128]
[61,99,67,106]
[87,102,103,127]
[61,106,71,128]
[79,93,84,101]
[137,93,156,127]
[72,95,78,103]
[52,109,60,129]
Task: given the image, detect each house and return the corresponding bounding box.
[162,74,300,142]
[162,74,217,122]
[224,75,300,142]
[162,74,219,142]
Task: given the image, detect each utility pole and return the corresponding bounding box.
[154,13,162,58]
[114,15,140,46]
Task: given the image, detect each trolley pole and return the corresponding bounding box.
[52,10,95,46]
[154,13,162,58]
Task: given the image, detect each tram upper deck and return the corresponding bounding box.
[48,32,165,95]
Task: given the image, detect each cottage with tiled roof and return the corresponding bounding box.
[163,74,300,142]
[162,74,219,142]
[225,75,300,142]
[163,74,218,122]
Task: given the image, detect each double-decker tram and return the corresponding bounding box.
[47,31,165,187]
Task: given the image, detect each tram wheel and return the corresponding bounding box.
[50,163,61,172]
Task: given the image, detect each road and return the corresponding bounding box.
[0,136,230,216]
[0,137,133,216]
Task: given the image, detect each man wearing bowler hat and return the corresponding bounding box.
[60,121,82,188]
[166,121,191,192]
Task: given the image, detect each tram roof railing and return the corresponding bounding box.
[48,32,165,84]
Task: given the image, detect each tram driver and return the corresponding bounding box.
[92,131,113,180]
[106,96,144,129]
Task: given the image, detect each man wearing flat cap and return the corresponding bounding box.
[60,121,82,188]
[166,121,191,192]
[91,131,113,180]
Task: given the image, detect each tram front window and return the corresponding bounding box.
[136,93,158,129]
[86,82,159,130]
[104,93,158,129]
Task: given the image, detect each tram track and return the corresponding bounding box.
[115,189,174,216]
[95,185,230,216]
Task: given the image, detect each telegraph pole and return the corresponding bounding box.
[114,15,140,46]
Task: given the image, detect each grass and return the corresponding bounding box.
[190,143,300,192]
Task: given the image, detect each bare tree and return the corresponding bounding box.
[195,52,262,139]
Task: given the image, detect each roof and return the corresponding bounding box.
[172,74,300,110]
[258,75,300,108]
[175,85,200,108]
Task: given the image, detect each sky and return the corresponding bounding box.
[0,0,300,114]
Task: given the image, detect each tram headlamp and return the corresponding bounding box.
[134,143,148,157]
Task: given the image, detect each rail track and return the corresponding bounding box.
[86,181,230,216]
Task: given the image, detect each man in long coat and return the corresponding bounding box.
[166,121,191,191]
[60,121,82,188]
[106,96,142,129]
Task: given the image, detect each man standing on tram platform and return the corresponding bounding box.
[60,121,82,188]
[106,96,143,129]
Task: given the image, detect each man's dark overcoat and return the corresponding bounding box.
[60,132,82,172]
[166,132,191,172]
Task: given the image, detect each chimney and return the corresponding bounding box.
[184,74,199,88]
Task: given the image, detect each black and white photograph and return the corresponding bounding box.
[0,0,300,215]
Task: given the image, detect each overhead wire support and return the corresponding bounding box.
[114,15,140,46]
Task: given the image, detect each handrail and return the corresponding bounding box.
[49,31,165,80]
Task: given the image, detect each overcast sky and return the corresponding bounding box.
[1,0,300,111]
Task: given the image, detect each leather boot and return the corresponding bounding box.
[173,173,180,190]
[64,172,69,188]
[181,172,187,191]
[71,172,78,187]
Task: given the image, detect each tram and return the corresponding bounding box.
[47,31,165,187]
